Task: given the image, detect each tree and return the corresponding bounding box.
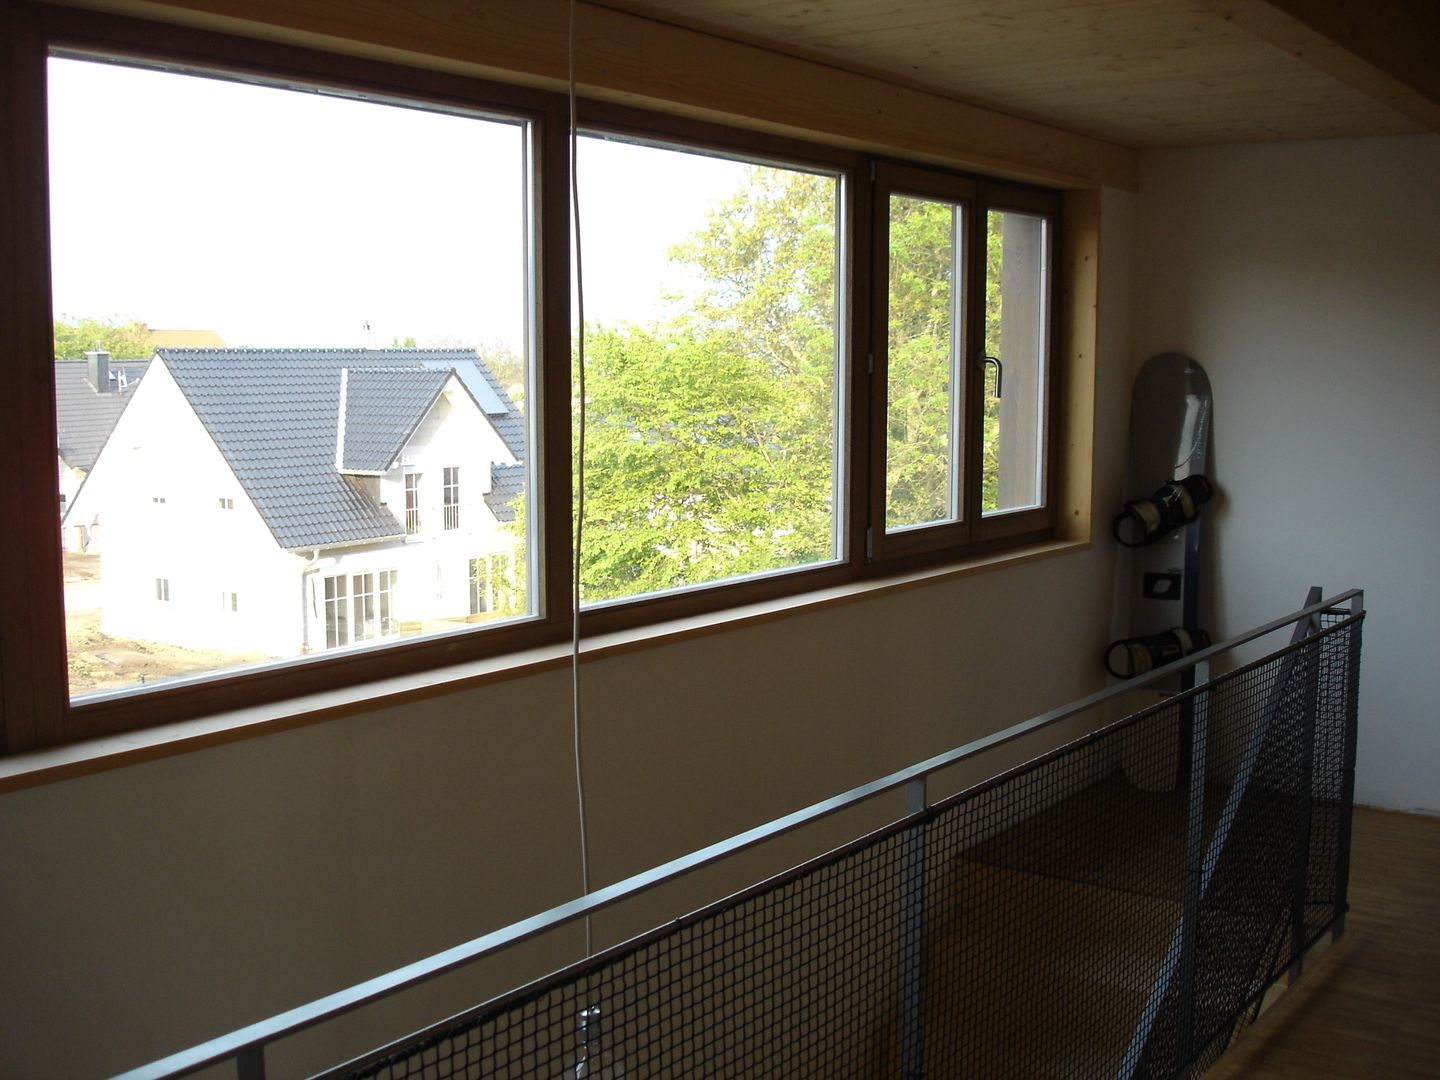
[573,167,840,603]
[577,323,832,602]
[53,314,151,359]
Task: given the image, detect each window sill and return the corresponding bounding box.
[0,538,1089,794]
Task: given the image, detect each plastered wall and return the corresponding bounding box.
[1133,134,1440,815]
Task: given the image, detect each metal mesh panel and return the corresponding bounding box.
[335,613,1361,1080]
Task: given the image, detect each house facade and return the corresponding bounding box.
[68,347,526,657]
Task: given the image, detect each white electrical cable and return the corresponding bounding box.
[568,0,594,960]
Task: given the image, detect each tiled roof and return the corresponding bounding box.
[339,367,450,473]
[55,359,148,471]
[157,348,524,551]
[486,463,526,523]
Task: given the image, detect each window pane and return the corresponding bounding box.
[885,194,963,531]
[51,55,535,698]
[983,209,1048,515]
[574,137,843,605]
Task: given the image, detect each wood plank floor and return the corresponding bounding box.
[1206,807,1440,1079]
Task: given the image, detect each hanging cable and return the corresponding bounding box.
[568,0,594,961]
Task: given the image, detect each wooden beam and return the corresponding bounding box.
[1202,0,1440,132]
[1054,189,1099,545]
[44,0,1137,189]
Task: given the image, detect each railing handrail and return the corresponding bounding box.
[112,588,1365,1080]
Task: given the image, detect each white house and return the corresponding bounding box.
[67,347,527,657]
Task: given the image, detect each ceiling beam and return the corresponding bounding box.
[1201,0,1440,132]
[43,0,1136,188]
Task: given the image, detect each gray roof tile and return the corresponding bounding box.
[339,367,450,473]
[55,360,148,470]
[157,348,525,551]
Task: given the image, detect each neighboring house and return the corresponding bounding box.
[55,350,148,548]
[146,327,225,349]
[68,347,526,657]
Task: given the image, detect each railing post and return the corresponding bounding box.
[1174,658,1210,1069]
[236,1047,265,1080]
[1331,591,1365,938]
[1288,628,1322,983]
[899,778,927,1080]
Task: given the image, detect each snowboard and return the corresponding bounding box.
[1105,352,1214,684]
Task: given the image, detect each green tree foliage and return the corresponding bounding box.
[53,314,151,359]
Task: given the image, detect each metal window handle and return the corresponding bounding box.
[983,355,1003,398]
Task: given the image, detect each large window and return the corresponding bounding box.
[573,134,845,607]
[46,46,538,704]
[2,7,1062,752]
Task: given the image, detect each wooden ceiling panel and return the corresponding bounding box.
[598,0,1428,147]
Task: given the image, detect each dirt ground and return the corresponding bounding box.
[63,552,271,695]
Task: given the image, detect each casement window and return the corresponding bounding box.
[404,472,422,535]
[869,164,1058,562]
[154,578,170,602]
[2,5,1063,752]
[442,467,460,531]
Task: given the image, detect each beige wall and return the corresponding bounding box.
[1132,134,1440,815]
[0,193,1134,1080]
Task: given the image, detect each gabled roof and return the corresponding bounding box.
[338,367,452,473]
[157,348,524,551]
[55,359,148,471]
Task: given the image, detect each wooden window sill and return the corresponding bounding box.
[0,538,1089,794]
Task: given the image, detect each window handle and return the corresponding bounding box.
[983,355,1003,398]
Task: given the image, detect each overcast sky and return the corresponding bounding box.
[46,55,763,355]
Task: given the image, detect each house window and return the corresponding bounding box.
[154,577,170,602]
[469,553,517,616]
[442,467,460,531]
[218,497,234,510]
[220,591,238,612]
[404,472,422,535]
[322,571,398,649]
[323,575,348,650]
[151,496,166,505]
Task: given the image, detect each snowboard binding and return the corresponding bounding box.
[1111,473,1213,548]
[1105,627,1211,680]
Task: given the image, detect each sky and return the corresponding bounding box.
[46,55,770,356]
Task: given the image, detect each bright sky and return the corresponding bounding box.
[46,55,757,354]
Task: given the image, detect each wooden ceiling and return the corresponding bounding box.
[595,0,1440,148]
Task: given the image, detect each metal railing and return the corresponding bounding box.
[116,589,1364,1080]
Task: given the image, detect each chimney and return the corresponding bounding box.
[85,349,111,393]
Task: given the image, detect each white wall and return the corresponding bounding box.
[1133,134,1440,814]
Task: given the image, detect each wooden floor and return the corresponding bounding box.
[1206,807,1440,1079]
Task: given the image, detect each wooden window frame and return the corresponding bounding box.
[867,162,1061,573]
[0,3,1065,756]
